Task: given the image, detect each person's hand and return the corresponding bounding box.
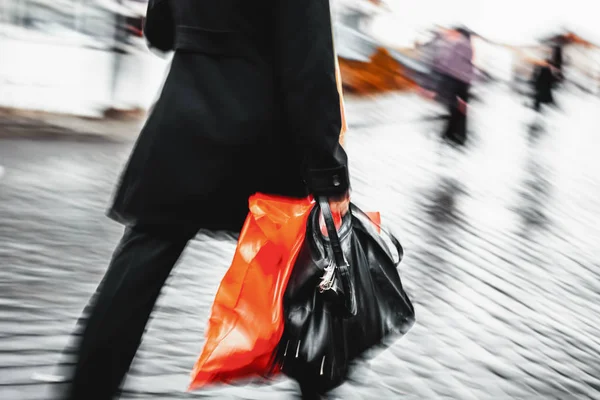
[457,96,468,114]
[319,192,350,235]
[328,191,350,217]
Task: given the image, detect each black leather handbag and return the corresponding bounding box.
[275,198,415,393]
[144,0,175,52]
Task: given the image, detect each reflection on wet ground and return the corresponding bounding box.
[1,85,600,399]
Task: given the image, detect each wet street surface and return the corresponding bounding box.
[2,85,600,399]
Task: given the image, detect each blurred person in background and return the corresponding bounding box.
[531,55,559,122]
[57,0,351,399]
[432,27,474,146]
[551,38,565,84]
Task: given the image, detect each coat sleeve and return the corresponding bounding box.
[273,0,350,197]
[144,0,175,52]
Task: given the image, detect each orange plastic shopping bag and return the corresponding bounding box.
[188,193,382,390]
[189,194,314,390]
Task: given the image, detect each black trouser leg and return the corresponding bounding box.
[443,104,465,144]
[443,103,458,140]
[443,79,469,145]
[62,227,191,400]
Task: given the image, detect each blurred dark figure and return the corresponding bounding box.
[551,40,564,84]
[57,1,350,400]
[532,58,558,113]
[432,27,474,146]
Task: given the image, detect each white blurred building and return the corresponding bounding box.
[1,0,598,116]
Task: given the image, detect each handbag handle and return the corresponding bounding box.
[350,205,413,314]
[351,204,404,266]
[317,197,358,316]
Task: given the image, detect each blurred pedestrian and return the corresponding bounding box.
[531,57,558,114]
[551,39,564,84]
[57,1,351,399]
[432,27,474,146]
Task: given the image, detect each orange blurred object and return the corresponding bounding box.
[189,194,313,390]
[188,194,381,390]
[338,48,417,95]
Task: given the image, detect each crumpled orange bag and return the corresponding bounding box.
[189,194,381,390]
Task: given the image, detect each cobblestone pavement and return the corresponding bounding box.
[1,85,600,400]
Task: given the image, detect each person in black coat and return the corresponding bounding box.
[59,1,351,399]
[532,58,557,113]
[551,41,564,84]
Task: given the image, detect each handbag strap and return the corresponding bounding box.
[317,197,346,267]
[387,230,404,265]
[317,197,357,316]
[351,205,404,266]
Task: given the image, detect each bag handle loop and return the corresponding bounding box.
[317,197,357,316]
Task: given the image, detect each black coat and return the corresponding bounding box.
[532,65,555,105]
[552,45,563,71]
[109,0,350,232]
